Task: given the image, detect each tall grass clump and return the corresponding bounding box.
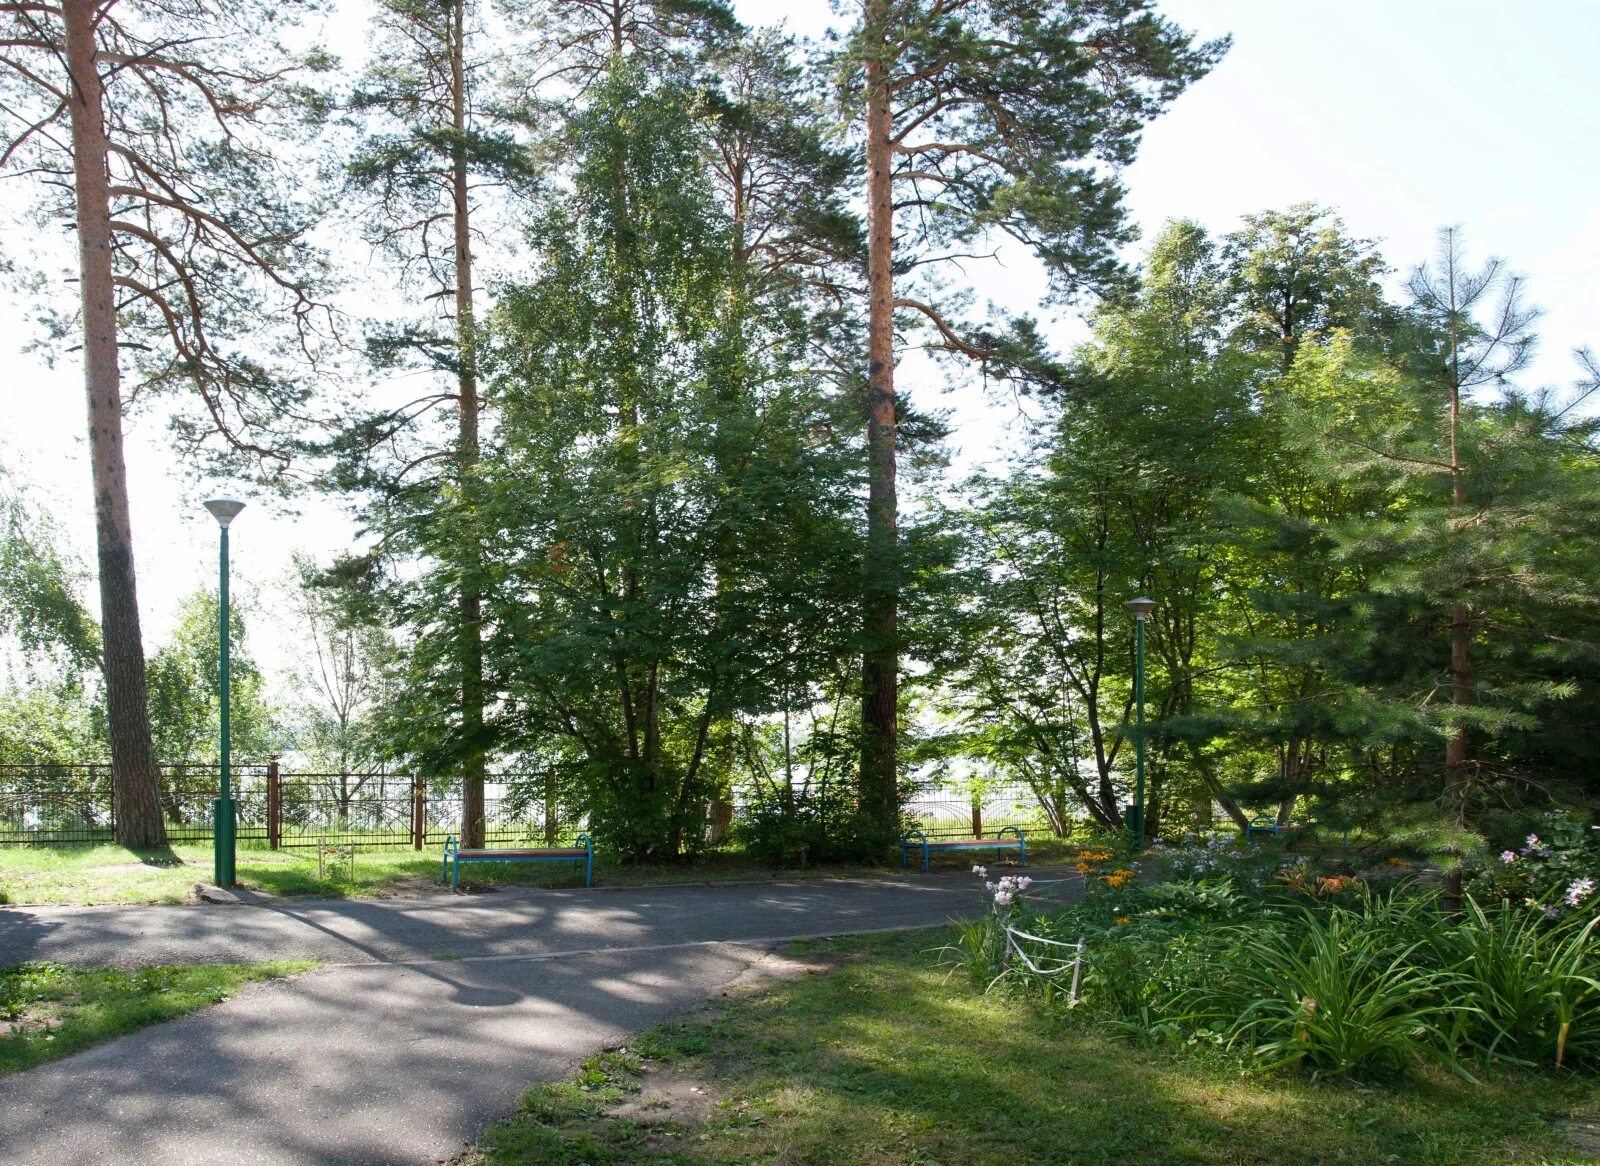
[1072,891,1600,1079]
[1432,899,1600,1070]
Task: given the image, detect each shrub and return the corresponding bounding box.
[1470,810,1600,915]
[732,785,879,864]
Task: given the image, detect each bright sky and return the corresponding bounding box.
[2,0,1596,682]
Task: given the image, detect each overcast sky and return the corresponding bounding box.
[2,0,1596,683]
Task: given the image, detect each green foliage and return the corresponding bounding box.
[0,683,103,766]
[1472,810,1600,915]
[1431,899,1600,1070]
[1011,882,1600,1080]
[432,65,865,860]
[145,587,279,763]
[732,784,878,865]
[0,477,99,672]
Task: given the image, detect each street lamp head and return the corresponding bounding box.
[1126,596,1158,621]
[203,498,246,528]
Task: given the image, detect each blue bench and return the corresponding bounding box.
[1243,817,1349,848]
[901,826,1026,872]
[442,833,593,889]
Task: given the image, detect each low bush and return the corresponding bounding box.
[1472,810,1600,918]
[731,784,881,865]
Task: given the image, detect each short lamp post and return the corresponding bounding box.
[1126,597,1157,850]
[205,498,245,887]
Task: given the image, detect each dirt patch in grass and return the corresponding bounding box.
[1559,1113,1600,1156]
[609,1065,719,1127]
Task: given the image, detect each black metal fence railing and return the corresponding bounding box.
[0,763,575,850]
[0,763,1062,849]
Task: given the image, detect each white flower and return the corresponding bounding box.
[1500,851,1517,864]
[972,865,987,877]
[985,881,997,892]
[994,890,1013,907]
[1525,833,1541,853]
[1016,876,1033,889]
[1565,878,1596,908]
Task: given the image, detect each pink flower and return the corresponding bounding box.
[1500,851,1517,864]
[994,890,1013,907]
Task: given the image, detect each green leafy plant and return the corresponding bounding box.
[1433,898,1600,1069]
[1194,906,1466,1079]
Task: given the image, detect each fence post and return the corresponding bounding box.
[411,777,426,850]
[971,793,983,839]
[544,770,558,845]
[267,758,281,850]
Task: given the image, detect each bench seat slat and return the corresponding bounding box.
[457,848,585,859]
[922,838,1017,849]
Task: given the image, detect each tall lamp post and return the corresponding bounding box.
[204,498,245,887]
[1126,597,1157,850]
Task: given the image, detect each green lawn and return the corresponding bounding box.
[0,960,312,1075]
[0,839,1067,906]
[465,929,1600,1166]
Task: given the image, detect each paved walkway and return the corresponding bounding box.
[0,872,1077,1165]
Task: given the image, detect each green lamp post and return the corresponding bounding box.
[1126,596,1157,850]
[205,497,245,887]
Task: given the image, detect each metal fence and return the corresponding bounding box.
[0,763,1062,849]
[0,763,571,850]
[899,784,1064,839]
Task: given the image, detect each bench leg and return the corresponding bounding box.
[452,855,460,891]
[922,842,930,873]
[584,852,593,887]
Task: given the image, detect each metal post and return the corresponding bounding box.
[411,777,426,851]
[267,758,281,851]
[213,522,235,886]
[1132,614,1145,848]
[1126,597,1157,851]
[205,498,244,887]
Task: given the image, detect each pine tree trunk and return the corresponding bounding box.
[449,0,486,849]
[64,0,167,851]
[859,0,899,853]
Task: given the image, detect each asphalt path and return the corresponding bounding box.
[0,871,1079,1165]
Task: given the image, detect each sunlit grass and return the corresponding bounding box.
[0,837,1065,906]
[467,929,1600,1166]
[0,960,313,1075]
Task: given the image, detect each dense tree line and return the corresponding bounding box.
[2,1,1594,865]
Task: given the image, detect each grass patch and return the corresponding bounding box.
[465,929,1600,1166]
[0,960,313,1075]
[0,839,1059,906]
